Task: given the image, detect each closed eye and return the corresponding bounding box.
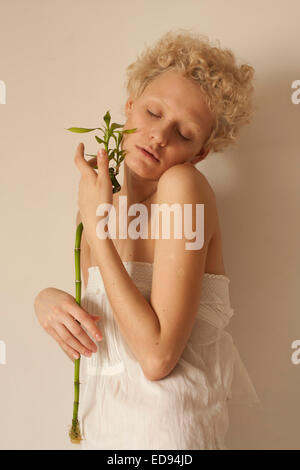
[147,109,191,141]
[147,109,160,118]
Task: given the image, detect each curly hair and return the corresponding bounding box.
[123,28,256,154]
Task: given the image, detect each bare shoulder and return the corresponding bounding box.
[158,163,216,202]
[156,163,218,246]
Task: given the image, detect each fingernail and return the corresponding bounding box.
[95,333,102,341]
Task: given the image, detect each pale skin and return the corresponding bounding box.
[34,70,224,378]
[116,69,215,207]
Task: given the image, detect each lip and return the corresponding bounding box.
[136,145,160,163]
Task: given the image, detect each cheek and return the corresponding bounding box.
[121,127,138,151]
[124,113,140,133]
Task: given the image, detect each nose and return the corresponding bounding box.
[149,121,172,147]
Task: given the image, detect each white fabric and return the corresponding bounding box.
[77,261,261,450]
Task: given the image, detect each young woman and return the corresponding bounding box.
[34,29,260,450]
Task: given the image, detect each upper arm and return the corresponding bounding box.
[149,165,216,380]
[76,210,90,291]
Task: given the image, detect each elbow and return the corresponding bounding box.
[144,356,174,382]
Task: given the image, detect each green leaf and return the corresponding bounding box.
[120,127,138,134]
[108,149,116,160]
[66,127,101,133]
[95,135,105,144]
[103,111,111,128]
[110,123,124,131]
[116,133,123,145]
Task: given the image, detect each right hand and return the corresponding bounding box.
[34,287,103,362]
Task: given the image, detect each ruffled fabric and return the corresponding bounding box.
[77,261,260,450]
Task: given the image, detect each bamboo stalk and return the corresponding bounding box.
[69,221,84,444]
[68,174,123,444]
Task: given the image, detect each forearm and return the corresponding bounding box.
[89,236,162,378]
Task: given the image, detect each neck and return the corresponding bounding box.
[115,163,158,207]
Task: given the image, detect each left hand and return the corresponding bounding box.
[74,143,113,246]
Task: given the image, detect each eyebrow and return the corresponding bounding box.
[147,97,205,134]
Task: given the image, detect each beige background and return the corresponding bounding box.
[0,0,299,450]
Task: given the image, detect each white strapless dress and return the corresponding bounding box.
[77,261,260,450]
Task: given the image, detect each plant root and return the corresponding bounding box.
[69,419,83,444]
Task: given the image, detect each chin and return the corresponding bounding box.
[126,148,156,168]
[125,155,159,181]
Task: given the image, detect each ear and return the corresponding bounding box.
[125,98,134,117]
[190,146,210,165]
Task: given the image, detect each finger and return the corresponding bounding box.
[97,148,111,183]
[47,326,80,361]
[62,312,100,352]
[53,322,96,357]
[74,143,95,178]
[87,157,97,168]
[91,314,101,321]
[70,306,103,342]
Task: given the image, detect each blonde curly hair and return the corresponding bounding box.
[123,28,256,154]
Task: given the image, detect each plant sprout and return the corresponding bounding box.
[66,111,137,444]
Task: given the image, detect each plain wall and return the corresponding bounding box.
[0,0,299,450]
